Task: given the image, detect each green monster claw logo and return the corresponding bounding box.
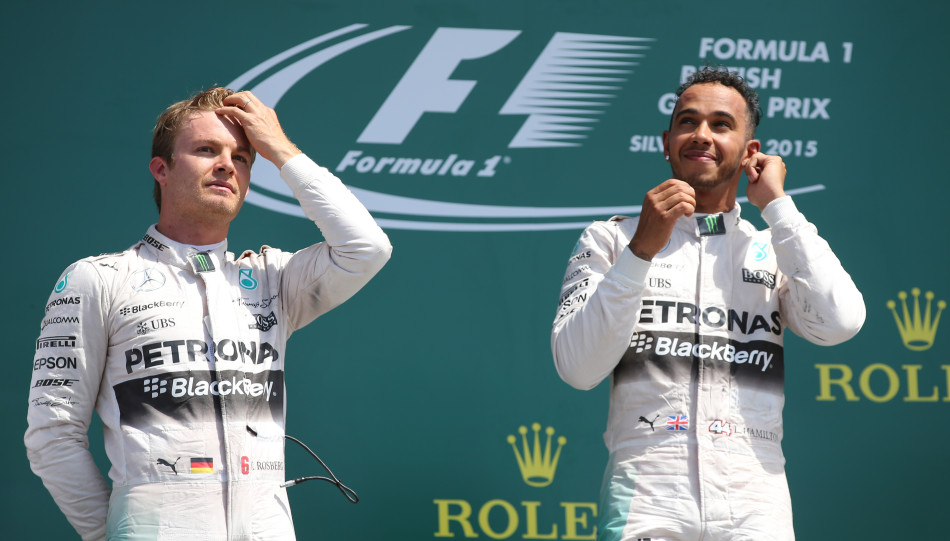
[195,253,214,272]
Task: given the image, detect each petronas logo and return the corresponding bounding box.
[887,288,945,351]
[507,423,566,487]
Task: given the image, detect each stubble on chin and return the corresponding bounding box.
[671,157,744,192]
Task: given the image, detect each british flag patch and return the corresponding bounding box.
[666,415,689,431]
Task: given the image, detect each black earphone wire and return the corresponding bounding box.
[280,434,359,504]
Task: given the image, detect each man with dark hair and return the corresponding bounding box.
[26,87,392,540]
[551,66,864,540]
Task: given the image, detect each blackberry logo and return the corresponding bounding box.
[119,300,184,316]
[143,377,167,398]
[629,332,653,353]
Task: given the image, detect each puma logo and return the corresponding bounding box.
[157,457,181,475]
[638,415,660,431]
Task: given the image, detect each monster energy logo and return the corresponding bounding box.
[698,214,726,236]
[193,252,215,273]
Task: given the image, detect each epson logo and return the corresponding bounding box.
[33,356,78,371]
[742,268,776,290]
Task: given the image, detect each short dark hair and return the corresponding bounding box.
[673,66,761,137]
[151,87,253,211]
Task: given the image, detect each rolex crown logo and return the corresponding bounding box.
[507,423,566,487]
[886,288,945,351]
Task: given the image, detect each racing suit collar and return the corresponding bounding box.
[140,225,231,271]
[677,204,742,236]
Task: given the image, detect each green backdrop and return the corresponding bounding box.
[4,1,947,538]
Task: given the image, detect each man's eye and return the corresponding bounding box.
[234,155,248,163]
[198,147,213,153]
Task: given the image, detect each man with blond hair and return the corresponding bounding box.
[26,87,392,540]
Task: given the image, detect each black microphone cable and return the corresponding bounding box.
[246,425,359,504]
[280,434,359,504]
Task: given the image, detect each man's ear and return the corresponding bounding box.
[745,139,761,159]
[662,130,670,160]
[149,156,168,185]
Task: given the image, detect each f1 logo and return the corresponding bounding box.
[358,28,652,148]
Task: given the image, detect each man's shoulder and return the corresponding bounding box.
[584,215,639,242]
[588,215,640,234]
[57,243,150,284]
[234,245,288,262]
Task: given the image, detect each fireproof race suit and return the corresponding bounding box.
[551,197,864,541]
[26,154,392,541]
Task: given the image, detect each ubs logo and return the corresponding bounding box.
[137,318,176,336]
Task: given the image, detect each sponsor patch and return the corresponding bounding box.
[697,214,726,236]
[742,268,776,289]
[249,312,278,331]
[36,336,77,349]
[193,252,215,273]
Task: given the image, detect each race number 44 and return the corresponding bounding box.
[709,420,734,436]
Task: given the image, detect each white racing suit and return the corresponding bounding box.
[551,197,864,541]
[25,154,392,541]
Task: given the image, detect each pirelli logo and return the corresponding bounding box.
[36,336,77,349]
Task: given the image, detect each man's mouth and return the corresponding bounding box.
[207,181,235,194]
[683,150,717,162]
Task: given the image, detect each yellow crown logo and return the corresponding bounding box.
[886,288,946,351]
[507,423,566,487]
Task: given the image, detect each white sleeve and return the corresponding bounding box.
[551,221,652,390]
[25,261,111,541]
[276,154,393,331]
[763,196,866,345]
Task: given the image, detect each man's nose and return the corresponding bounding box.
[215,153,235,174]
[691,122,712,144]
